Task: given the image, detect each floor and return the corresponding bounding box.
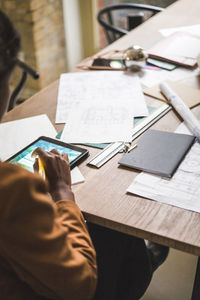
[141,248,198,300]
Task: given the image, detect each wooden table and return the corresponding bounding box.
[2,0,200,298]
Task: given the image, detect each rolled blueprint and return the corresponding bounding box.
[160,82,200,142]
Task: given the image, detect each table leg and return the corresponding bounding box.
[191,257,200,300]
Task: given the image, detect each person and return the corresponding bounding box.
[0,10,169,300]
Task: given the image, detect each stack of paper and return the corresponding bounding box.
[148,32,200,68]
[56,71,148,144]
[141,24,200,88]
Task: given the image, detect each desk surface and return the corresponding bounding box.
[3,0,200,256]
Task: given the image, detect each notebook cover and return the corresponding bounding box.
[119,129,195,178]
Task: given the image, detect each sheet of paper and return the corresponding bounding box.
[140,67,199,88]
[160,24,200,37]
[56,71,148,124]
[0,115,57,161]
[165,35,200,59]
[61,100,133,143]
[127,123,200,214]
[71,167,85,185]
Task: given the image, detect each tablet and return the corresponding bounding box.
[7,136,89,173]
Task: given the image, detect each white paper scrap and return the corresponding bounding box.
[160,24,200,37]
[56,71,148,124]
[165,35,200,59]
[71,167,85,185]
[140,67,199,88]
[0,114,57,161]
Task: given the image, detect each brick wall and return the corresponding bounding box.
[0,0,66,100]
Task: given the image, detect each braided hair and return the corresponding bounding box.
[0,10,21,81]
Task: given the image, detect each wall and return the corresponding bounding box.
[62,0,83,71]
[79,0,99,58]
[62,0,99,70]
[0,0,67,100]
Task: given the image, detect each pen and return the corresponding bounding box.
[38,157,46,178]
[31,150,46,178]
[160,82,200,142]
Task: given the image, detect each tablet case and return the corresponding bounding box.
[119,129,195,178]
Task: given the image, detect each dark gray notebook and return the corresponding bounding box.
[119,129,195,178]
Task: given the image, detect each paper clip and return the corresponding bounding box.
[127,143,137,152]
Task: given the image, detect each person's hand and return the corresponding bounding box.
[32,147,74,202]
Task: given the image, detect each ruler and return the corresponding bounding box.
[87,103,171,168]
[131,103,171,140]
[88,141,124,168]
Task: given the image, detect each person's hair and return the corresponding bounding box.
[0,10,21,81]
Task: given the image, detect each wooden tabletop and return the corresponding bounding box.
[3,0,200,256]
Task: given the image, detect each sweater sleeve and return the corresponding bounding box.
[0,162,97,300]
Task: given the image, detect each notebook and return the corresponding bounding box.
[148,32,200,69]
[119,129,195,178]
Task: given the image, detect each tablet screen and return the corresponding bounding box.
[9,138,84,173]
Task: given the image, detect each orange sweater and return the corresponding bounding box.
[0,162,97,300]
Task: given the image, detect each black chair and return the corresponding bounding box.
[97,3,164,44]
[8,59,39,111]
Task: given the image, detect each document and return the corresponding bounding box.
[140,67,199,88]
[56,71,148,124]
[61,100,133,143]
[0,115,57,161]
[127,123,200,214]
[165,34,200,59]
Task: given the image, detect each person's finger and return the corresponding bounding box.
[33,157,39,173]
[62,153,69,163]
[50,148,60,155]
[31,147,49,161]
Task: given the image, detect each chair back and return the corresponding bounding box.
[97,3,164,44]
[8,59,39,111]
